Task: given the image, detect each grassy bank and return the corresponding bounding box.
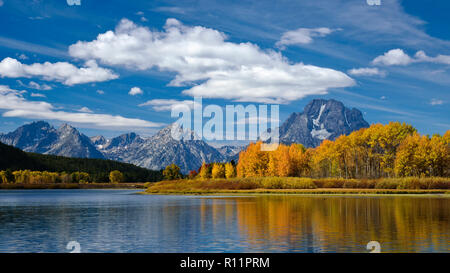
[145,177,450,195]
[0,183,148,190]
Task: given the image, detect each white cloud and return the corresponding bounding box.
[0,57,118,85]
[373,49,450,67]
[78,107,93,113]
[29,81,52,90]
[17,80,52,90]
[140,17,148,22]
[372,49,413,66]
[128,86,143,96]
[276,27,333,49]
[96,89,105,95]
[430,98,444,106]
[30,93,46,98]
[69,18,354,103]
[414,51,450,65]
[17,53,28,60]
[348,67,386,77]
[139,99,195,111]
[0,0,3,7]
[0,85,162,130]
[380,96,387,100]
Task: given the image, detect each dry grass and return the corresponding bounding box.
[145,177,450,194]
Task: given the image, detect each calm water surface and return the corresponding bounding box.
[0,190,448,253]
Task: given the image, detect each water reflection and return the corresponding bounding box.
[0,190,448,252]
[226,195,450,252]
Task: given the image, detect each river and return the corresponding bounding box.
[0,190,448,252]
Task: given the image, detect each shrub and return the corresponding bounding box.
[109,170,124,183]
[397,177,421,189]
[375,179,399,189]
[163,164,183,180]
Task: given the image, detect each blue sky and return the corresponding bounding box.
[0,0,449,140]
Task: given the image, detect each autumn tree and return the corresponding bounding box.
[211,163,226,179]
[235,123,448,179]
[109,170,125,183]
[163,164,183,180]
[236,142,270,177]
[199,162,211,179]
[225,162,236,178]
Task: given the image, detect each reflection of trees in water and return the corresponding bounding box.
[208,196,450,252]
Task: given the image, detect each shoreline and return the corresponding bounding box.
[0,183,147,190]
[143,188,450,195]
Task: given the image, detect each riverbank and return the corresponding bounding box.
[0,183,148,189]
[144,177,450,195]
[144,188,449,195]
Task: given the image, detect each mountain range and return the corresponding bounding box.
[280,99,369,146]
[0,99,369,173]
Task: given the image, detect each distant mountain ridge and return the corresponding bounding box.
[279,99,369,147]
[97,126,226,173]
[0,99,369,173]
[0,121,104,159]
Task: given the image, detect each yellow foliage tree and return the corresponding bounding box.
[211,163,225,179]
[109,170,124,183]
[199,162,211,179]
[235,124,447,179]
[225,162,236,178]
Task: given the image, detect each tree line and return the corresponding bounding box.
[0,169,133,184]
[236,122,449,179]
[0,142,163,182]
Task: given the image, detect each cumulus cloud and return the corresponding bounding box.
[128,86,143,96]
[77,106,93,113]
[430,98,444,106]
[139,99,195,111]
[414,51,450,65]
[373,49,450,66]
[348,67,386,77]
[0,85,162,129]
[0,57,118,85]
[276,27,333,49]
[372,49,413,66]
[68,18,354,103]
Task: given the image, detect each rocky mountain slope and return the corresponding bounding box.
[98,126,225,173]
[279,99,369,147]
[0,121,104,159]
